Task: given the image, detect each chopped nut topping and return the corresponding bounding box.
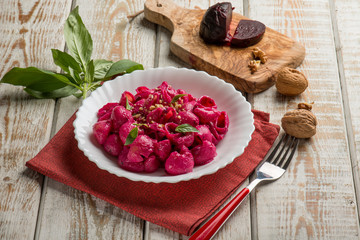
[149,105,155,111]
[252,47,268,64]
[174,102,182,110]
[155,104,164,108]
[248,60,261,74]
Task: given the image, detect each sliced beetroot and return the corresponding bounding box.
[231,19,266,48]
[199,2,233,44]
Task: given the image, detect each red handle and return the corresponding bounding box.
[189,187,250,240]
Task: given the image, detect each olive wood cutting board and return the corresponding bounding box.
[144,0,306,93]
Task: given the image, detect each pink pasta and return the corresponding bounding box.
[93,81,229,176]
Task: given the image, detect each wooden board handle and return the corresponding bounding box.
[144,0,183,32]
[143,0,306,93]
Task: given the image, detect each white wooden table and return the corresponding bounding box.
[1,0,360,239]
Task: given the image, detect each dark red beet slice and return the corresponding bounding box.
[231,19,266,48]
[199,2,233,44]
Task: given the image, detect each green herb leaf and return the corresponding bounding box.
[125,97,132,110]
[68,67,82,85]
[51,49,82,73]
[94,59,113,79]
[171,94,187,104]
[84,60,94,83]
[64,6,93,70]
[0,7,144,100]
[175,124,199,133]
[125,127,138,145]
[72,91,83,98]
[24,85,78,99]
[133,123,149,128]
[105,59,144,78]
[0,67,71,92]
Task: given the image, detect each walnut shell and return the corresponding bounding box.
[281,108,317,138]
[275,67,308,96]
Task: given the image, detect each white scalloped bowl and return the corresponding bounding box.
[74,67,254,183]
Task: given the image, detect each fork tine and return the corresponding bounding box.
[265,134,286,164]
[281,137,299,170]
[275,136,296,167]
[272,134,292,166]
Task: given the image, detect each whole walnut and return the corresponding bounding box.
[281,103,317,138]
[276,67,308,96]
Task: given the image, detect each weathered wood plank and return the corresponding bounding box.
[332,0,360,222]
[248,0,359,239]
[0,1,72,239]
[147,1,252,239]
[36,0,156,239]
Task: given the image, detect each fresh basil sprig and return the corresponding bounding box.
[125,97,132,111]
[171,94,187,104]
[175,124,199,133]
[125,127,139,145]
[0,6,143,99]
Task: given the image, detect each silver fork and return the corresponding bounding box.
[189,134,299,240]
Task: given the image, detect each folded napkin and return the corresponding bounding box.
[26,109,279,236]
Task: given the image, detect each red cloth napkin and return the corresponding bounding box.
[26,109,279,236]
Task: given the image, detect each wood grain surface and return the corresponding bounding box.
[144,0,305,94]
[0,1,70,239]
[35,0,155,239]
[333,0,360,222]
[0,0,360,239]
[249,0,359,238]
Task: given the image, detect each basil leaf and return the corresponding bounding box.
[51,49,82,73]
[125,97,132,110]
[64,6,93,69]
[85,60,94,83]
[171,94,186,104]
[175,124,199,133]
[0,67,71,92]
[94,59,113,79]
[125,127,138,145]
[133,123,149,128]
[68,67,82,85]
[24,85,78,99]
[105,59,144,78]
[72,92,83,98]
